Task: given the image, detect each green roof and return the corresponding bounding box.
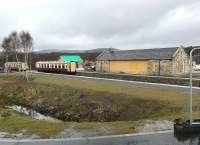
[60,55,83,62]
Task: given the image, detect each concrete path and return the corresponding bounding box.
[0,131,198,145]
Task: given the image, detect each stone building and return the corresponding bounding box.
[96,46,196,76]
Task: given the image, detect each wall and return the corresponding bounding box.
[147,60,172,76]
[110,60,148,74]
[172,47,189,75]
[96,60,148,74]
[96,47,189,76]
[97,59,182,76]
[147,48,189,76]
[96,61,110,72]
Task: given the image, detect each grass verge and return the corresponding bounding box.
[0,72,199,138]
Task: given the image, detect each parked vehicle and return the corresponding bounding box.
[35,61,77,74]
[194,65,200,71]
[4,62,28,72]
[91,64,96,71]
[0,67,4,73]
[76,67,84,72]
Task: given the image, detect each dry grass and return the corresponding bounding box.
[0,72,199,138]
[34,73,200,107]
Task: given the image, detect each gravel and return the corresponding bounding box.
[136,120,173,133]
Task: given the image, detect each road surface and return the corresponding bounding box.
[33,72,200,94]
[0,131,199,145]
[77,71,200,80]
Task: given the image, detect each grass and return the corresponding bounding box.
[0,108,68,138]
[0,73,178,122]
[0,72,199,138]
[32,73,200,115]
[0,108,137,138]
[34,73,195,102]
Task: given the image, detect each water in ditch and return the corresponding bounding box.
[7,105,61,123]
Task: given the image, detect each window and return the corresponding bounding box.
[64,64,67,69]
[57,64,59,69]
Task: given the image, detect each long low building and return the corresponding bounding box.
[96,46,200,76]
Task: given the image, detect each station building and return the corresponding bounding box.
[96,46,200,76]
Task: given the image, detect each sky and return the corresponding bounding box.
[0,0,200,51]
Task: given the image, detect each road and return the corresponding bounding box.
[0,131,199,145]
[78,71,200,80]
[32,72,200,94]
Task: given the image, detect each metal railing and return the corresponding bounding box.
[189,47,200,125]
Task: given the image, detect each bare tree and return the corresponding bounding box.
[9,31,21,71]
[20,30,33,80]
[20,31,33,66]
[1,37,11,64]
[1,31,33,79]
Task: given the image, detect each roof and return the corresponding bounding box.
[60,55,83,62]
[184,46,200,55]
[96,47,179,61]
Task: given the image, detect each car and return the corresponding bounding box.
[194,65,200,71]
[76,67,84,72]
[0,67,4,73]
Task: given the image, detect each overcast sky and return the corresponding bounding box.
[0,0,200,50]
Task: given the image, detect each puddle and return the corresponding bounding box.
[7,105,61,123]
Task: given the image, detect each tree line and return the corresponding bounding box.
[0,31,102,72]
[0,30,33,70]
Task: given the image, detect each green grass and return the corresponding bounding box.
[0,72,199,138]
[0,108,68,138]
[0,73,179,122]
[1,72,200,119]
[0,108,137,138]
[32,73,200,118]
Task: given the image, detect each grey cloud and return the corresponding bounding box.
[0,0,200,50]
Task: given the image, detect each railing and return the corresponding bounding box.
[189,47,200,125]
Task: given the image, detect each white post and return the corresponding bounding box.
[189,47,200,125]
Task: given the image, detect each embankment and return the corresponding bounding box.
[0,74,179,122]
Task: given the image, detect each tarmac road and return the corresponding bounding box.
[32,71,200,94]
[0,131,199,145]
